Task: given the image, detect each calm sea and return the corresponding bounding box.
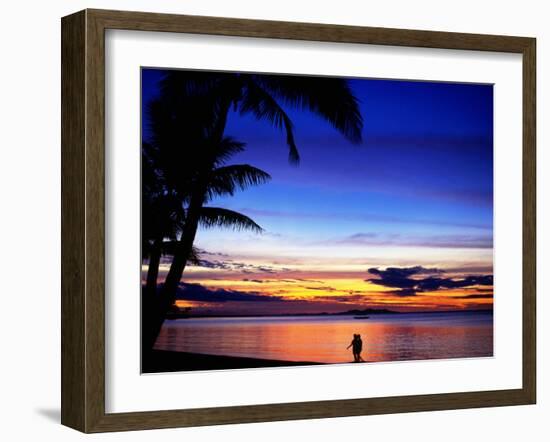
[153,311,493,364]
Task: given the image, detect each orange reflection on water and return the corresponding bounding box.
[154,312,493,365]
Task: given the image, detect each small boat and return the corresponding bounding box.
[353,316,370,320]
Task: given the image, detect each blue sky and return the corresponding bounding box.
[142,68,494,313]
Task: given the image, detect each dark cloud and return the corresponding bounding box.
[175,282,282,303]
[312,294,367,303]
[385,288,419,297]
[367,266,493,297]
[193,259,279,274]
[196,259,232,270]
[197,249,230,257]
[414,275,493,291]
[369,266,444,277]
[303,286,338,292]
[452,293,494,299]
[367,266,444,289]
[444,266,493,274]
[339,233,493,249]
[241,278,328,285]
[242,278,307,284]
[270,289,291,295]
[257,266,278,273]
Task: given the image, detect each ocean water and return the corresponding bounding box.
[153,311,493,364]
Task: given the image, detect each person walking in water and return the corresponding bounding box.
[347,334,364,362]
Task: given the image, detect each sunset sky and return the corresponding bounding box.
[142,69,494,315]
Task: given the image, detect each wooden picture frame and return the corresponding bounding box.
[61,8,536,433]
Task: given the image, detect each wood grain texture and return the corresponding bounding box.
[84,9,107,433]
[60,8,537,433]
[61,10,86,432]
[89,8,532,52]
[522,39,536,403]
[89,389,532,433]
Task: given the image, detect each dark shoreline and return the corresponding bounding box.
[142,350,324,373]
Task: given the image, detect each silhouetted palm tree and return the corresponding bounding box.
[157,70,364,308]
[142,140,263,298]
[142,111,271,352]
[142,141,184,297]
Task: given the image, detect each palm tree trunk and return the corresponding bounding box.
[142,188,207,356]
[162,190,205,302]
[141,238,164,362]
[142,94,232,356]
[145,238,162,297]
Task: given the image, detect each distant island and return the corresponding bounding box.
[166,307,401,319]
[166,307,493,320]
[334,308,398,316]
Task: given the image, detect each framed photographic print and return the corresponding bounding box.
[61,9,536,433]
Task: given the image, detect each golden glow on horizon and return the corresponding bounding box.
[143,254,493,313]
[182,276,492,311]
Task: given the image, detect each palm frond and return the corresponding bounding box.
[187,246,202,265]
[253,74,363,144]
[206,164,271,199]
[159,71,243,141]
[159,242,202,265]
[159,70,228,99]
[239,78,300,164]
[213,136,247,166]
[199,207,263,233]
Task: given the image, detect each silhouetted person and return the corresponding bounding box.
[347,334,364,362]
